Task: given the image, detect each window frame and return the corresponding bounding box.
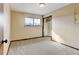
[24,17,41,27]
[24,17,33,26]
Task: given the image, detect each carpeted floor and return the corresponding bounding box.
[8,37,79,55]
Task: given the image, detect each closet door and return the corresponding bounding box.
[44,16,52,36]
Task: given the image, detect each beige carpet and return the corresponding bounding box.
[8,37,79,55]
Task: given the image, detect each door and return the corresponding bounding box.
[0,3,4,55]
[47,20,52,36]
[44,19,48,36]
[44,16,52,36]
[3,3,11,55]
[0,3,11,55]
[0,16,3,55]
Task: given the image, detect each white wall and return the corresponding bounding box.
[3,3,11,55]
[11,11,42,41]
[45,4,79,49]
[52,15,79,48]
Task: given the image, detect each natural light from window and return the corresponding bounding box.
[25,18,33,26]
[24,17,40,26]
[34,19,40,26]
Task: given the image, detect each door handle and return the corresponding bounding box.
[2,39,7,44]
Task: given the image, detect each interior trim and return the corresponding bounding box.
[42,16,44,37]
[51,39,79,51]
[11,36,42,42]
[11,36,52,42]
[7,42,11,55]
[61,43,79,51]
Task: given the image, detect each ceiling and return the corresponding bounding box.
[10,3,70,15]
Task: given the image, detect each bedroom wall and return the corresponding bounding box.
[45,3,79,48]
[11,11,42,41]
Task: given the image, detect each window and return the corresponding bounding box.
[34,19,40,26]
[24,17,40,26]
[25,18,33,26]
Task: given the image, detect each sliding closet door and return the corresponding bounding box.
[44,19,48,36]
[47,20,52,36]
[44,16,52,36]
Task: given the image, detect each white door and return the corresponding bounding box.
[3,3,11,55]
[0,14,3,55]
[44,18,52,36]
[0,3,4,55]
